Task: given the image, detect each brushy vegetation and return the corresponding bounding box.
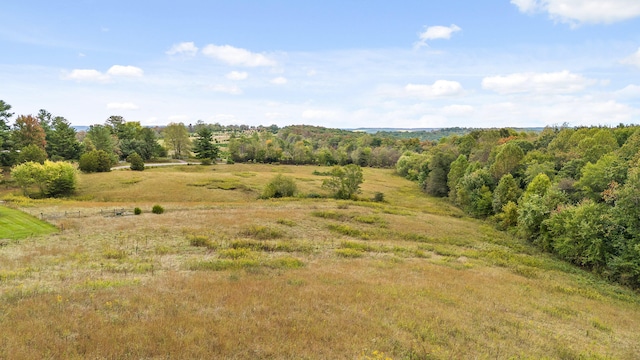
[0,163,639,359]
[398,126,640,289]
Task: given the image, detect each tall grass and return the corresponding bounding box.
[0,164,639,359]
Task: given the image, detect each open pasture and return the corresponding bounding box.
[0,164,639,359]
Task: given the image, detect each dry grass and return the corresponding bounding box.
[0,164,639,359]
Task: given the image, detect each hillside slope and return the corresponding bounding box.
[0,164,638,359]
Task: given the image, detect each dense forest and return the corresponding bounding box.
[3,98,640,289]
[397,125,640,289]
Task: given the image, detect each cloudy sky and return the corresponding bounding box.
[1,0,640,128]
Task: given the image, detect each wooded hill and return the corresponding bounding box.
[396,125,640,289]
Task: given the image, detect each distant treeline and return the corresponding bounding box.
[227,125,425,167]
[397,125,640,289]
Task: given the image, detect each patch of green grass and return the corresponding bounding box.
[240,225,285,239]
[335,248,364,258]
[0,206,58,240]
[276,218,296,227]
[311,210,349,221]
[77,279,141,290]
[327,224,371,240]
[188,256,303,271]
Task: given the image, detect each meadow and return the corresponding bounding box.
[1,163,639,359]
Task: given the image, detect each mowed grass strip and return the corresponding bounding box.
[0,206,58,240]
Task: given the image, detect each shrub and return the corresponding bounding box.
[240,225,284,239]
[79,150,113,173]
[373,192,385,202]
[322,164,363,199]
[152,204,165,214]
[134,207,142,215]
[11,160,77,198]
[261,174,298,199]
[127,152,145,171]
[188,235,213,248]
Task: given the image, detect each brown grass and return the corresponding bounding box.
[0,164,639,359]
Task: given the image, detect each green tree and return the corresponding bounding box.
[0,100,12,150]
[574,154,627,201]
[79,150,113,173]
[543,200,613,270]
[447,154,469,203]
[424,148,457,197]
[47,116,81,160]
[492,174,522,213]
[456,168,494,217]
[86,124,117,159]
[322,164,364,199]
[17,144,48,164]
[490,142,524,180]
[192,127,219,164]
[127,152,145,171]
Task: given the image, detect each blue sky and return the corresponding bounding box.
[1,0,640,128]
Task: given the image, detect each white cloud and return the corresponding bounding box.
[107,65,144,77]
[107,102,139,110]
[209,84,243,95]
[614,84,640,99]
[441,104,474,117]
[511,0,640,25]
[166,42,199,56]
[63,65,143,82]
[621,48,640,68]
[405,80,464,98]
[302,109,338,120]
[270,76,288,85]
[415,24,461,48]
[482,70,596,94]
[64,69,109,82]
[202,44,277,67]
[226,71,249,80]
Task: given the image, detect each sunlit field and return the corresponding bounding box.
[1,164,639,359]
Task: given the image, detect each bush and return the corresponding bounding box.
[79,150,113,173]
[127,152,145,171]
[373,192,385,202]
[134,207,142,215]
[152,204,164,214]
[11,160,77,198]
[261,174,298,198]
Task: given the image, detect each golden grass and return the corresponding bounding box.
[0,164,639,358]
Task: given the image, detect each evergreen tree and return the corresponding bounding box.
[192,127,219,164]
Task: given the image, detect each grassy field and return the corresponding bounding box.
[0,164,639,359]
[0,205,58,240]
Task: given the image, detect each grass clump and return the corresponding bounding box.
[276,218,296,227]
[133,207,142,215]
[327,224,370,239]
[335,248,364,258]
[188,235,215,249]
[265,257,305,269]
[102,248,127,260]
[240,225,285,240]
[218,248,255,259]
[311,210,349,221]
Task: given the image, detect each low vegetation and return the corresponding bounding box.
[0,163,638,358]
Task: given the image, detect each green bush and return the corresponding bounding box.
[373,192,385,202]
[261,174,298,198]
[127,152,145,171]
[134,207,142,215]
[152,204,164,214]
[79,150,113,173]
